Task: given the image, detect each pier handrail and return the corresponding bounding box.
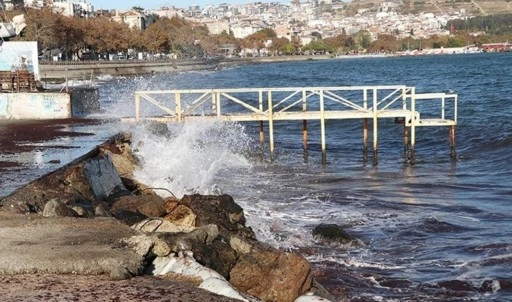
[410,92,458,125]
[133,85,422,121]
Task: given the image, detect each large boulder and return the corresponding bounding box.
[132,218,195,234]
[164,204,197,227]
[110,195,167,218]
[230,240,312,302]
[312,223,357,246]
[180,194,255,239]
[191,238,239,279]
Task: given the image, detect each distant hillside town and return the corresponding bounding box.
[1,0,511,60]
[0,0,474,40]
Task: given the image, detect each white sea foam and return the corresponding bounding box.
[131,119,252,198]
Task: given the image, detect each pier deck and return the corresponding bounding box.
[124,85,458,164]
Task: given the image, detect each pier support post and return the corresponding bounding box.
[403,124,409,161]
[372,89,378,165]
[303,120,308,162]
[302,89,308,162]
[268,91,275,162]
[259,121,265,154]
[258,90,265,155]
[320,90,326,164]
[449,125,456,159]
[135,93,140,122]
[363,118,368,162]
[409,88,416,165]
[175,92,182,122]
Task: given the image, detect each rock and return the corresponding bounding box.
[164,204,197,227]
[112,209,148,226]
[308,279,337,302]
[312,224,356,246]
[165,198,179,213]
[180,194,255,239]
[122,234,155,258]
[191,237,238,279]
[151,228,214,257]
[102,149,137,178]
[83,154,130,201]
[121,177,155,195]
[230,241,312,302]
[111,195,167,218]
[0,200,32,214]
[132,217,196,233]
[94,202,113,217]
[230,235,254,255]
[42,199,78,218]
[70,205,94,218]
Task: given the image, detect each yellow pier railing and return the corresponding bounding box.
[126,85,458,164]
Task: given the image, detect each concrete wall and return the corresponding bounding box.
[39,60,218,82]
[0,93,71,120]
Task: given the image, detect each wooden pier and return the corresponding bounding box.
[125,85,458,164]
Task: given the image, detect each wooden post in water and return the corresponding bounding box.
[450,125,456,159]
[302,89,308,162]
[267,90,275,161]
[320,89,327,164]
[372,88,378,165]
[258,90,265,154]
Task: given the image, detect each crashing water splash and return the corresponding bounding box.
[130,119,253,198]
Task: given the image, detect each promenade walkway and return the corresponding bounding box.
[124,85,457,164]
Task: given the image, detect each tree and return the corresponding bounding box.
[19,7,56,53]
[132,6,144,13]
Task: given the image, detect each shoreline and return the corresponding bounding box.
[39,55,333,82]
[39,51,493,83]
[0,133,339,302]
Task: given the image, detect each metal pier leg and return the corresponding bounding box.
[373,118,378,166]
[363,118,368,162]
[268,91,275,162]
[409,88,416,165]
[403,124,409,161]
[303,120,308,163]
[450,125,456,159]
[259,121,265,155]
[320,91,326,164]
[410,124,416,165]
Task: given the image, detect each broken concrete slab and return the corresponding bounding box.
[0,213,144,280]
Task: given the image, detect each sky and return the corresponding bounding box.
[88,1,287,11]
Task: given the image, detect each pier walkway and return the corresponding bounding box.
[125,85,457,164]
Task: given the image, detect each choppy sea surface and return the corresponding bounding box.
[2,53,512,301]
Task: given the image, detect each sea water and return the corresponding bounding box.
[5,53,512,301]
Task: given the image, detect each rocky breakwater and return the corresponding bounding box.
[0,133,334,301]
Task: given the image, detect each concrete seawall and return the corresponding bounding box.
[39,60,219,82]
[40,55,332,82]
